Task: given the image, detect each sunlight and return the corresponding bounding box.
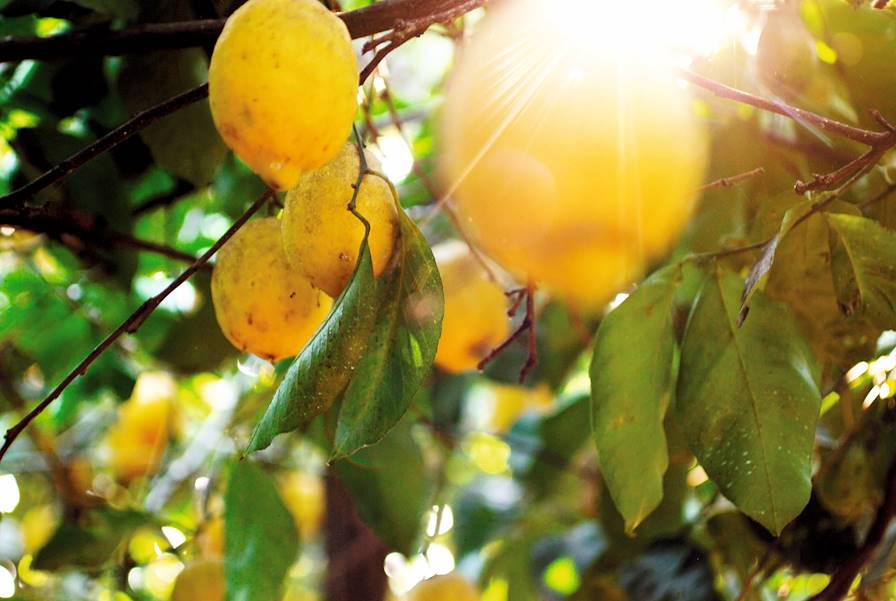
[558,0,746,62]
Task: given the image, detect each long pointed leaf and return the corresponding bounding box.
[333,212,443,456]
[676,269,820,534]
[245,246,380,454]
[591,266,679,533]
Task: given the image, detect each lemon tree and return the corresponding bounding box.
[3,1,896,601]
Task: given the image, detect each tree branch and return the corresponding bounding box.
[697,167,765,192]
[0,205,202,266]
[680,70,896,195]
[0,0,489,209]
[810,455,896,601]
[0,0,483,64]
[0,84,209,208]
[0,189,274,465]
[477,281,538,383]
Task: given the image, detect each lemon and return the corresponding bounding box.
[439,0,706,309]
[209,0,358,190]
[283,143,400,298]
[404,574,480,601]
[433,241,509,374]
[211,218,331,362]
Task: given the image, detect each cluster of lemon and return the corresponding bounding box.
[201,0,706,375]
[203,0,507,374]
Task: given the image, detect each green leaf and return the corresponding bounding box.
[224,461,298,601]
[34,509,150,571]
[245,245,380,454]
[827,213,896,329]
[590,266,679,533]
[334,421,432,555]
[65,0,138,17]
[119,49,226,186]
[246,211,443,457]
[764,204,874,373]
[513,392,590,498]
[676,269,820,534]
[333,212,443,457]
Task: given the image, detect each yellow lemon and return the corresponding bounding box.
[439,0,706,309]
[211,218,331,362]
[488,382,553,433]
[209,0,358,190]
[404,574,480,601]
[171,560,224,601]
[106,373,176,483]
[283,143,400,298]
[433,241,509,374]
[277,471,325,540]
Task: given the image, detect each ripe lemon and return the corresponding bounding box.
[404,573,480,601]
[211,218,331,362]
[433,240,509,374]
[106,372,176,483]
[439,0,706,309]
[209,0,358,190]
[282,143,400,298]
[277,471,325,540]
[171,560,224,601]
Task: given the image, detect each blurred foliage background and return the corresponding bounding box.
[2,1,896,600]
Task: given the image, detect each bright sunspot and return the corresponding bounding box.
[555,0,749,63]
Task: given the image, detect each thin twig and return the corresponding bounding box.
[477,281,537,383]
[0,0,491,209]
[0,189,274,465]
[680,70,896,195]
[378,83,499,282]
[680,70,887,147]
[0,206,203,266]
[698,167,765,192]
[0,84,209,208]
[0,0,485,63]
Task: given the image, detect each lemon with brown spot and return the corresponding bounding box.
[433,240,509,374]
[283,143,400,298]
[209,0,358,190]
[211,218,331,362]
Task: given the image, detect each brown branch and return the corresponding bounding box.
[0,0,485,64]
[0,84,209,208]
[0,189,274,465]
[698,167,765,192]
[810,456,896,601]
[358,0,486,84]
[0,206,202,266]
[0,0,489,210]
[680,70,896,195]
[0,20,225,63]
[477,281,537,383]
[680,70,886,147]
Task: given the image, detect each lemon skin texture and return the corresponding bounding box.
[433,240,509,374]
[439,0,707,309]
[283,143,400,298]
[105,372,176,483]
[171,560,225,601]
[211,218,331,362]
[209,0,358,190]
[404,574,480,601]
